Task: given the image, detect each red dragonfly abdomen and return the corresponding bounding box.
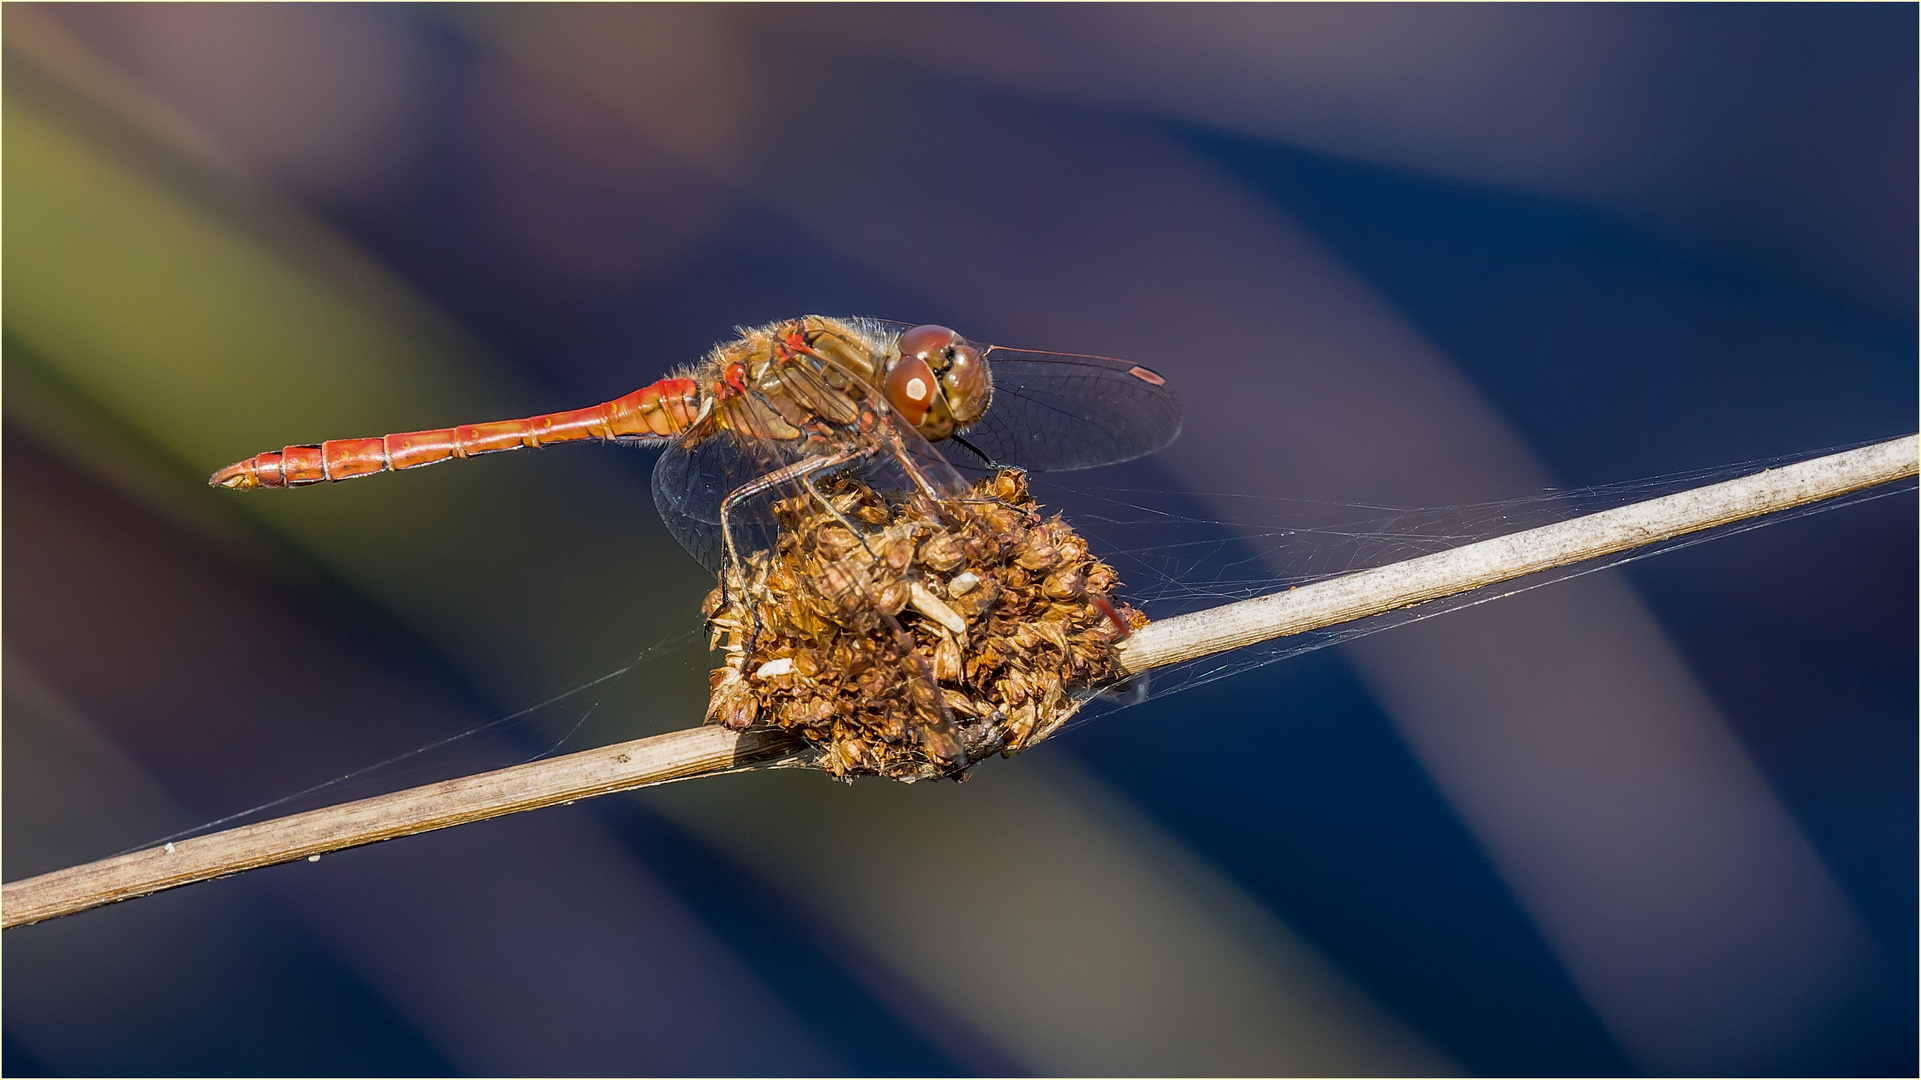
[210,377,703,489]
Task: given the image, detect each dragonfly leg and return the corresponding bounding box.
[716,446,867,634]
[876,426,971,529]
[941,435,1036,515]
[949,434,1012,472]
[881,609,966,770]
[717,446,867,570]
[800,469,885,563]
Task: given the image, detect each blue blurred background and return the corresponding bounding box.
[4,5,1914,1075]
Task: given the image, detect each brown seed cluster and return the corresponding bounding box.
[704,470,1146,781]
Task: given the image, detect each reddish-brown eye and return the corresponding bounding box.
[897,324,960,365]
[896,324,992,429]
[884,353,938,426]
[941,339,990,426]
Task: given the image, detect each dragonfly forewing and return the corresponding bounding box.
[959,345,1182,472]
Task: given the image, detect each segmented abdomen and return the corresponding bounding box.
[209,377,702,489]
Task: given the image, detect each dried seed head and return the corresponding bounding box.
[814,525,860,558]
[705,671,759,730]
[701,470,1143,781]
[949,576,1000,621]
[874,580,911,617]
[1015,540,1058,571]
[933,632,964,682]
[983,505,1023,536]
[1045,521,1088,558]
[908,582,967,635]
[1042,568,1086,600]
[990,470,1027,503]
[918,532,964,572]
[961,529,1000,563]
[882,533,916,572]
[942,688,982,717]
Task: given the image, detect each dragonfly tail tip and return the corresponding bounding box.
[209,461,259,490]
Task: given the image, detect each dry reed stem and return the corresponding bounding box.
[5,434,1913,929]
[1115,434,1918,671]
[3,728,804,928]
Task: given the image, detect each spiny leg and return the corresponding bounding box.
[948,434,1006,471]
[879,609,966,771]
[942,434,1032,513]
[717,446,866,647]
[717,446,869,574]
[801,469,886,563]
[872,423,968,530]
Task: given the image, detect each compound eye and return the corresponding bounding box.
[898,324,962,368]
[884,353,939,426]
[892,324,986,436]
[940,339,990,426]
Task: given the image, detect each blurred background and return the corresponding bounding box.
[4,4,1914,1075]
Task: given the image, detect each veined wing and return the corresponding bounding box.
[961,345,1182,472]
[652,405,972,573]
[653,427,796,574]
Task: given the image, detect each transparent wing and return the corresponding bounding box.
[962,346,1183,472]
[652,427,794,574]
[652,407,973,573]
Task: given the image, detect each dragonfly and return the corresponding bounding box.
[211,316,1182,575]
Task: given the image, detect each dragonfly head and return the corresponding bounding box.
[886,324,992,442]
